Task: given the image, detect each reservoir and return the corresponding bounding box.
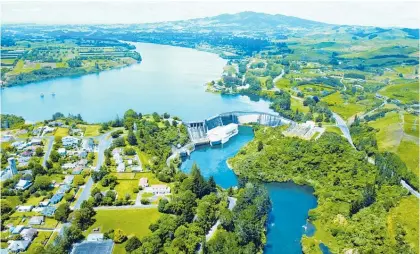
[181,126,318,254]
[1,42,272,123]
[2,42,317,253]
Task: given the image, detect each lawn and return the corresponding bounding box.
[322,92,366,120]
[87,208,161,238]
[114,180,139,200]
[291,97,309,113]
[82,125,101,136]
[387,196,419,253]
[396,139,419,177]
[403,113,419,138]
[24,196,44,206]
[325,125,342,135]
[24,231,53,254]
[368,111,402,151]
[1,196,21,208]
[54,127,69,137]
[379,81,419,104]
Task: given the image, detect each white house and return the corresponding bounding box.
[87,233,104,242]
[28,216,44,225]
[16,206,33,212]
[15,179,32,190]
[29,138,42,146]
[20,228,38,241]
[116,163,125,172]
[58,148,66,156]
[146,185,171,195]
[8,240,31,253]
[62,136,80,147]
[139,178,149,188]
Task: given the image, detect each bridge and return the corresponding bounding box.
[185,111,294,145]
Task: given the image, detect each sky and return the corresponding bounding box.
[1,0,419,28]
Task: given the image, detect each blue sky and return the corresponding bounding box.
[1,0,419,28]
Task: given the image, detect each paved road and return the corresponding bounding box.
[205,197,237,241]
[401,180,420,198]
[332,112,355,148]
[73,132,113,210]
[42,136,54,167]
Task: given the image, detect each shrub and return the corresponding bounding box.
[113,229,127,243]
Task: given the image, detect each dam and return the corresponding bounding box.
[185,111,294,145]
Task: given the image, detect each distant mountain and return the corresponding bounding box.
[139,11,330,33]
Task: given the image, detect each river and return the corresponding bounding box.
[181,126,317,254]
[1,42,272,123]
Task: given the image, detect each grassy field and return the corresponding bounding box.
[291,97,310,113]
[387,196,419,253]
[403,113,419,138]
[396,139,419,177]
[379,81,419,104]
[368,111,402,151]
[81,125,101,136]
[87,208,161,253]
[114,180,139,200]
[322,92,366,120]
[1,196,21,208]
[54,127,69,137]
[325,125,342,135]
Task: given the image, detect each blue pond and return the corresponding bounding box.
[181,126,318,253]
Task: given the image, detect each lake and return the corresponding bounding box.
[181,126,318,254]
[1,42,272,123]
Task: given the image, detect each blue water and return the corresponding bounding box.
[1,42,272,123]
[180,127,318,254]
[180,126,254,188]
[319,243,331,254]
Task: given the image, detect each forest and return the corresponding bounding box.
[230,127,416,253]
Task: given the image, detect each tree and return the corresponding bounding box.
[73,200,96,230]
[127,130,138,146]
[114,229,127,243]
[257,141,264,152]
[55,203,71,222]
[33,175,51,191]
[50,150,60,162]
[125,236,142,252]
[35,147,44,157]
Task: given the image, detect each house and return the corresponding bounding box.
[113,153,123,164]
[20,228,38,241]
[11,141,24,148]
[63,175,74,185]
[29,138,42,146]
[139,178,149,188]
[41,206,56,217]
[62,136,80,147]
[28,216,44,225]
[112,148,122,155]
[72,167,83,175]
[116,163,125,172]
[62,162,76,169]
[48,121,63,127]
[146,185,171,195]
[50,193,64,204]
[78,150,87,158]
[57,184,71,194]
[58,148,66,156]
[82,138,95,152]
[15,180,32,190]
[1,134,14,142]
[16,206,33,212]
[7,240,31,253]
[39,200,50,207]
[71,239,114,254]
[87,233,104,241]
[21,150,33,157]
[77,159,88,167]
[11,225,25,234]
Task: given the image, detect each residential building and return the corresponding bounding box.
[20,228,38,241]
[15,180,32,190]
[28,216,44,226]
[50,193,64,204]
[71,239,114,254]
[82,138,95,152]
[58,148,66,156]
[7,240,31,253]
[29,138,42,146]
[1,157,18,182]
[11,225,25,234]
[62,162,76,169]
[16,206,33,212]
[146,185,171,195]
[39,200,50,207]
[63,175,74,185]
[87,233,104,241]
[62,136,80,147]
[116,163,125,172]
[139,178,149,188]
[72,167,83,175]
[41,206,56,217]
[57,184,71,194]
